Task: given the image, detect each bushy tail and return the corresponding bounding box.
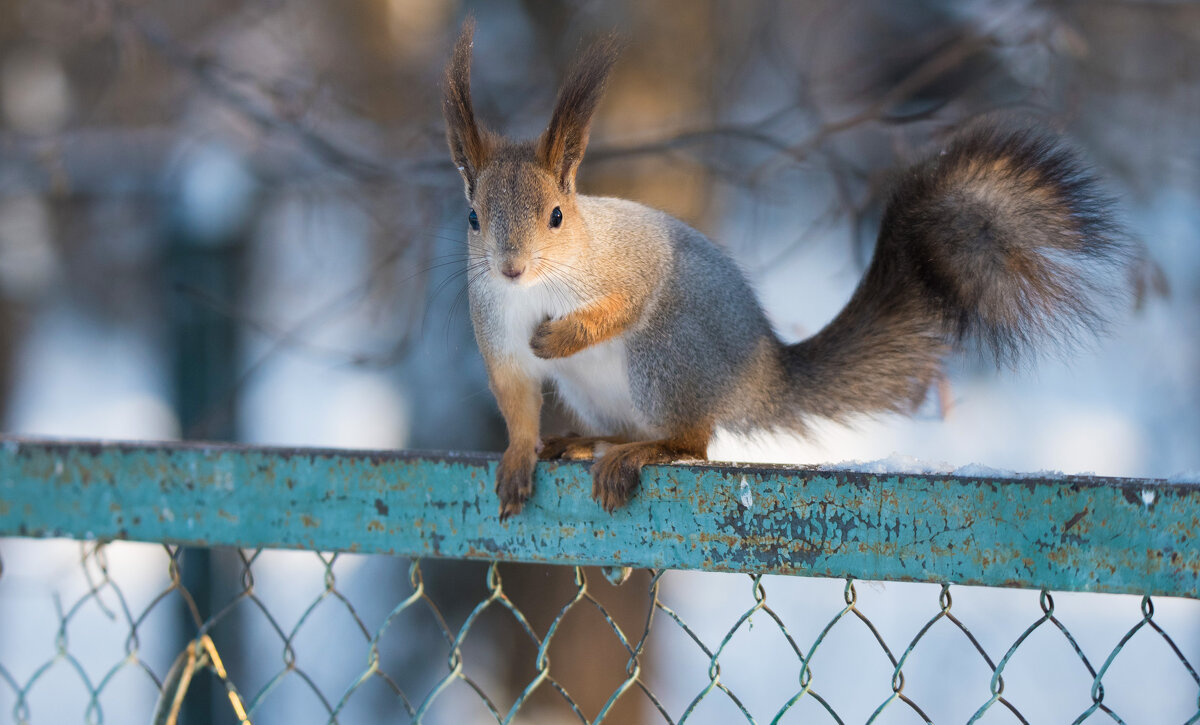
[782,123,1131,423]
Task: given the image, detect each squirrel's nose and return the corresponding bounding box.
[501,263,525,279]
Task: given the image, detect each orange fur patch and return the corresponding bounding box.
[485,359,544,519]
[487,358,542,450]
[530,293,637,359]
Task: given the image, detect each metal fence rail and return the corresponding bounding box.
[1,437,1198,723]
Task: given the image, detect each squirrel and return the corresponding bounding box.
[442,21,1131,519]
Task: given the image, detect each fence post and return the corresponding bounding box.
[165,144,253,724]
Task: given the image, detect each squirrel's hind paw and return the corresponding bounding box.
[591,449,643,512]
[591,435,710,512]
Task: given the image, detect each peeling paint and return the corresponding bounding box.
[739,476,753,509]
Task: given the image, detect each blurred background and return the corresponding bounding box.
[1,0,1198,722]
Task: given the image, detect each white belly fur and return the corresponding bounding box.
[491,280,655,437]
[548,338,655,436]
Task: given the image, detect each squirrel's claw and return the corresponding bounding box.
[498,498,524,521]
[496,447,536,520]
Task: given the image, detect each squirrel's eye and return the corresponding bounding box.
[549,206,563,228]
[468,209,479,231]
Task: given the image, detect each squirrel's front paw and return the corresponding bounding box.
[496,447,536,520]
[530,318,585,359]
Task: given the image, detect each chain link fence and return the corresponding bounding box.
[2,539,1198,724]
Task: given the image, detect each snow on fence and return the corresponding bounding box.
[0,437,1198,723]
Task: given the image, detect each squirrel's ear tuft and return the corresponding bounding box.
[443,17,493,199]
[537,34,621,194]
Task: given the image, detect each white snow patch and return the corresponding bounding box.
[951,462,1017,478]
[828,453,954,475]
[1141,489,1157,506]
[825,453,1070,479]
[954,463,1065,480]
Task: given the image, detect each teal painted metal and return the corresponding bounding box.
[0,437,1196,598]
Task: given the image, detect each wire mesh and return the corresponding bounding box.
[0,539,1198,724]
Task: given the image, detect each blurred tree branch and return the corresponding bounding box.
[0,0,1189,378]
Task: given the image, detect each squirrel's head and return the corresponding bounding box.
[443,19,618,287]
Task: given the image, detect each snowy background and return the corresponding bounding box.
[1,0,1198,722]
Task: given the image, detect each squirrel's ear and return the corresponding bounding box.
[537,34,620,194]
[443,18,493,199]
